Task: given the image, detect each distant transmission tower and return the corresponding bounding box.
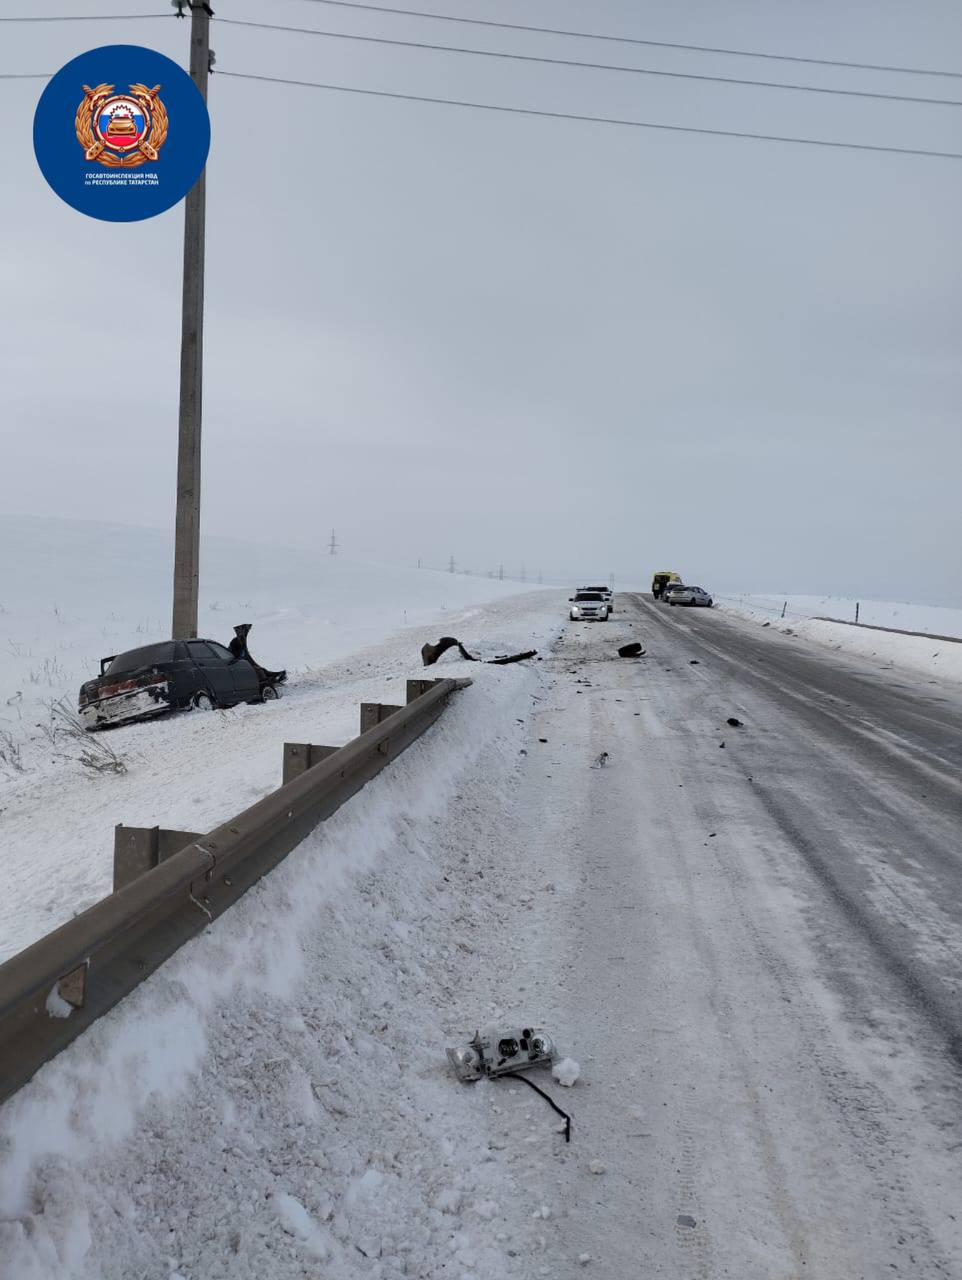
[448,555,456,574]
[538,569,543,584]
[498,563,504,581]
[521,563,526,582]
[328,528,338,556]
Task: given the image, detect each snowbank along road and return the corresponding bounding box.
[2,589,961,1278]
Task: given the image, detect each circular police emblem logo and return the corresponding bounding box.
[76,85,168,167]
[34,45,209,222]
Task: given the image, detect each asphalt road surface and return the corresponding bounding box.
[500,593,962,1278]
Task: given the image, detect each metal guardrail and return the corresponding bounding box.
[0,676,470,1105]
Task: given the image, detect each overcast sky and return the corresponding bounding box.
[1,0,960,600]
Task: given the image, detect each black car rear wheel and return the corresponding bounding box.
[261,684,280,702]
[192,691,216,711]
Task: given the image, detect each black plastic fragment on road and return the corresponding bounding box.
[617,642,645,658]
[726,717,744,727]
[421,636,538,667]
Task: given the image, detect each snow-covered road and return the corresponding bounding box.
[2,590,960,1279]
[488,594,962,1277]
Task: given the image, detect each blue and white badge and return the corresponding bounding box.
[33,44,210,222]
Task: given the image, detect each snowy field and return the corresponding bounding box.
[715,593,962,685]
[0,515,554,963]
[0,514,548,756]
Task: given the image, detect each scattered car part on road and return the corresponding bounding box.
[447,1026,556,1081]
[447,1026,572,1142]
[420,637,538,667]
[617,642,645,658]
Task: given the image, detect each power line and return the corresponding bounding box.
[0,13,170,20]
[216,71,962,160]
[216,18,962,108]
[289,0,962,81]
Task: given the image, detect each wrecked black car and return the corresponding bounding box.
[79,636,284,731]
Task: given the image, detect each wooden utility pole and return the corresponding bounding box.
[171,1,211,639]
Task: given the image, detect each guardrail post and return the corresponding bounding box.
[282,742,339,786]
[360,702,403,733]
[113,825,203,892]
[406,678,440,703]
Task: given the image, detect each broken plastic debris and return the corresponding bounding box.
[617,642,645,658]
[421,637,537,667]
[590,752,609,769]
[447,1027,556,1080]
[448,1026,574,1141]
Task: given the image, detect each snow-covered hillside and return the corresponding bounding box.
[0,514,548,753]
[0,515,556,961]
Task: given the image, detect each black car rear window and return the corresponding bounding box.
[106,642,178,675]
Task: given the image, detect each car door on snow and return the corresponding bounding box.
[186,641,236,705]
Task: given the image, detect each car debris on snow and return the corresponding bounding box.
[590,752,609,769]
[447,1027,556,1081]
[421,636,538,666]
[617,642,645,658]
[447,1028,574,1141]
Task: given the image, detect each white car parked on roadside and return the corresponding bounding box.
[668,585,713,607]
